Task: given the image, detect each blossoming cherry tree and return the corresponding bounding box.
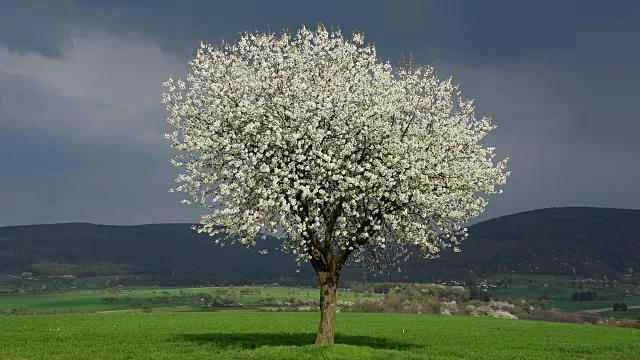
[162,24,509,344]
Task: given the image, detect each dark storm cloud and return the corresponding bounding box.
[405,1,639,66]
[5,0,637,65]
[0,68,203,226]
[1,101,205,226]
[1,0,377,64]
[0,126,204,226]
[542,15,640,145]
[0,32,196,226]
[0,1,76,58]
[0,0,638,226]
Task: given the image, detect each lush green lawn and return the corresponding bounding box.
[0,312,638,359]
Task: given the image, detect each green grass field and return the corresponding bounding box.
[600,308,640,320]
[484,274,640,312]
[552,298,640,311]
[0,312,638,359]
[0,286,380,314]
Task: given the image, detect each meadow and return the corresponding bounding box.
[0,286,380,315]
[1,278,640,358]
[600,308,640,320]
[484,274,640,319]
[4,274,640,319]
[1,312,639,359]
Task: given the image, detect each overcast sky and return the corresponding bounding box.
[1,0,638,226]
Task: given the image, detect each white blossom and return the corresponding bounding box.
[161,24,509,274]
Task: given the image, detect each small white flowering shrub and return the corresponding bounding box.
[472,305,495,317]
[493,310,518,319]
[489,300,515,310]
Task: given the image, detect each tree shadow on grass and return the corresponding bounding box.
[177,332,424,350]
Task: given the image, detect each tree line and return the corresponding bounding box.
[571,291,598,301]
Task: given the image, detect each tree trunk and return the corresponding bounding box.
[315,272,338,344]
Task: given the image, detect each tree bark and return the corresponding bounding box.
[315,271,338,344]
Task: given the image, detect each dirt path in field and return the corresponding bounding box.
[582,305,640,313]
[96,306,193,314]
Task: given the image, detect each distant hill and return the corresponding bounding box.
[0,223,307,282]
[1,207,639,282]
[405,207,640,281]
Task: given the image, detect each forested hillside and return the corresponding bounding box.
[407,207,640,281]
[1,207,639,282]
[0,223,306,282]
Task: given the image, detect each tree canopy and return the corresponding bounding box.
[162,25,508,271]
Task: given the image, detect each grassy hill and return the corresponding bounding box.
[1,207,639,282]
